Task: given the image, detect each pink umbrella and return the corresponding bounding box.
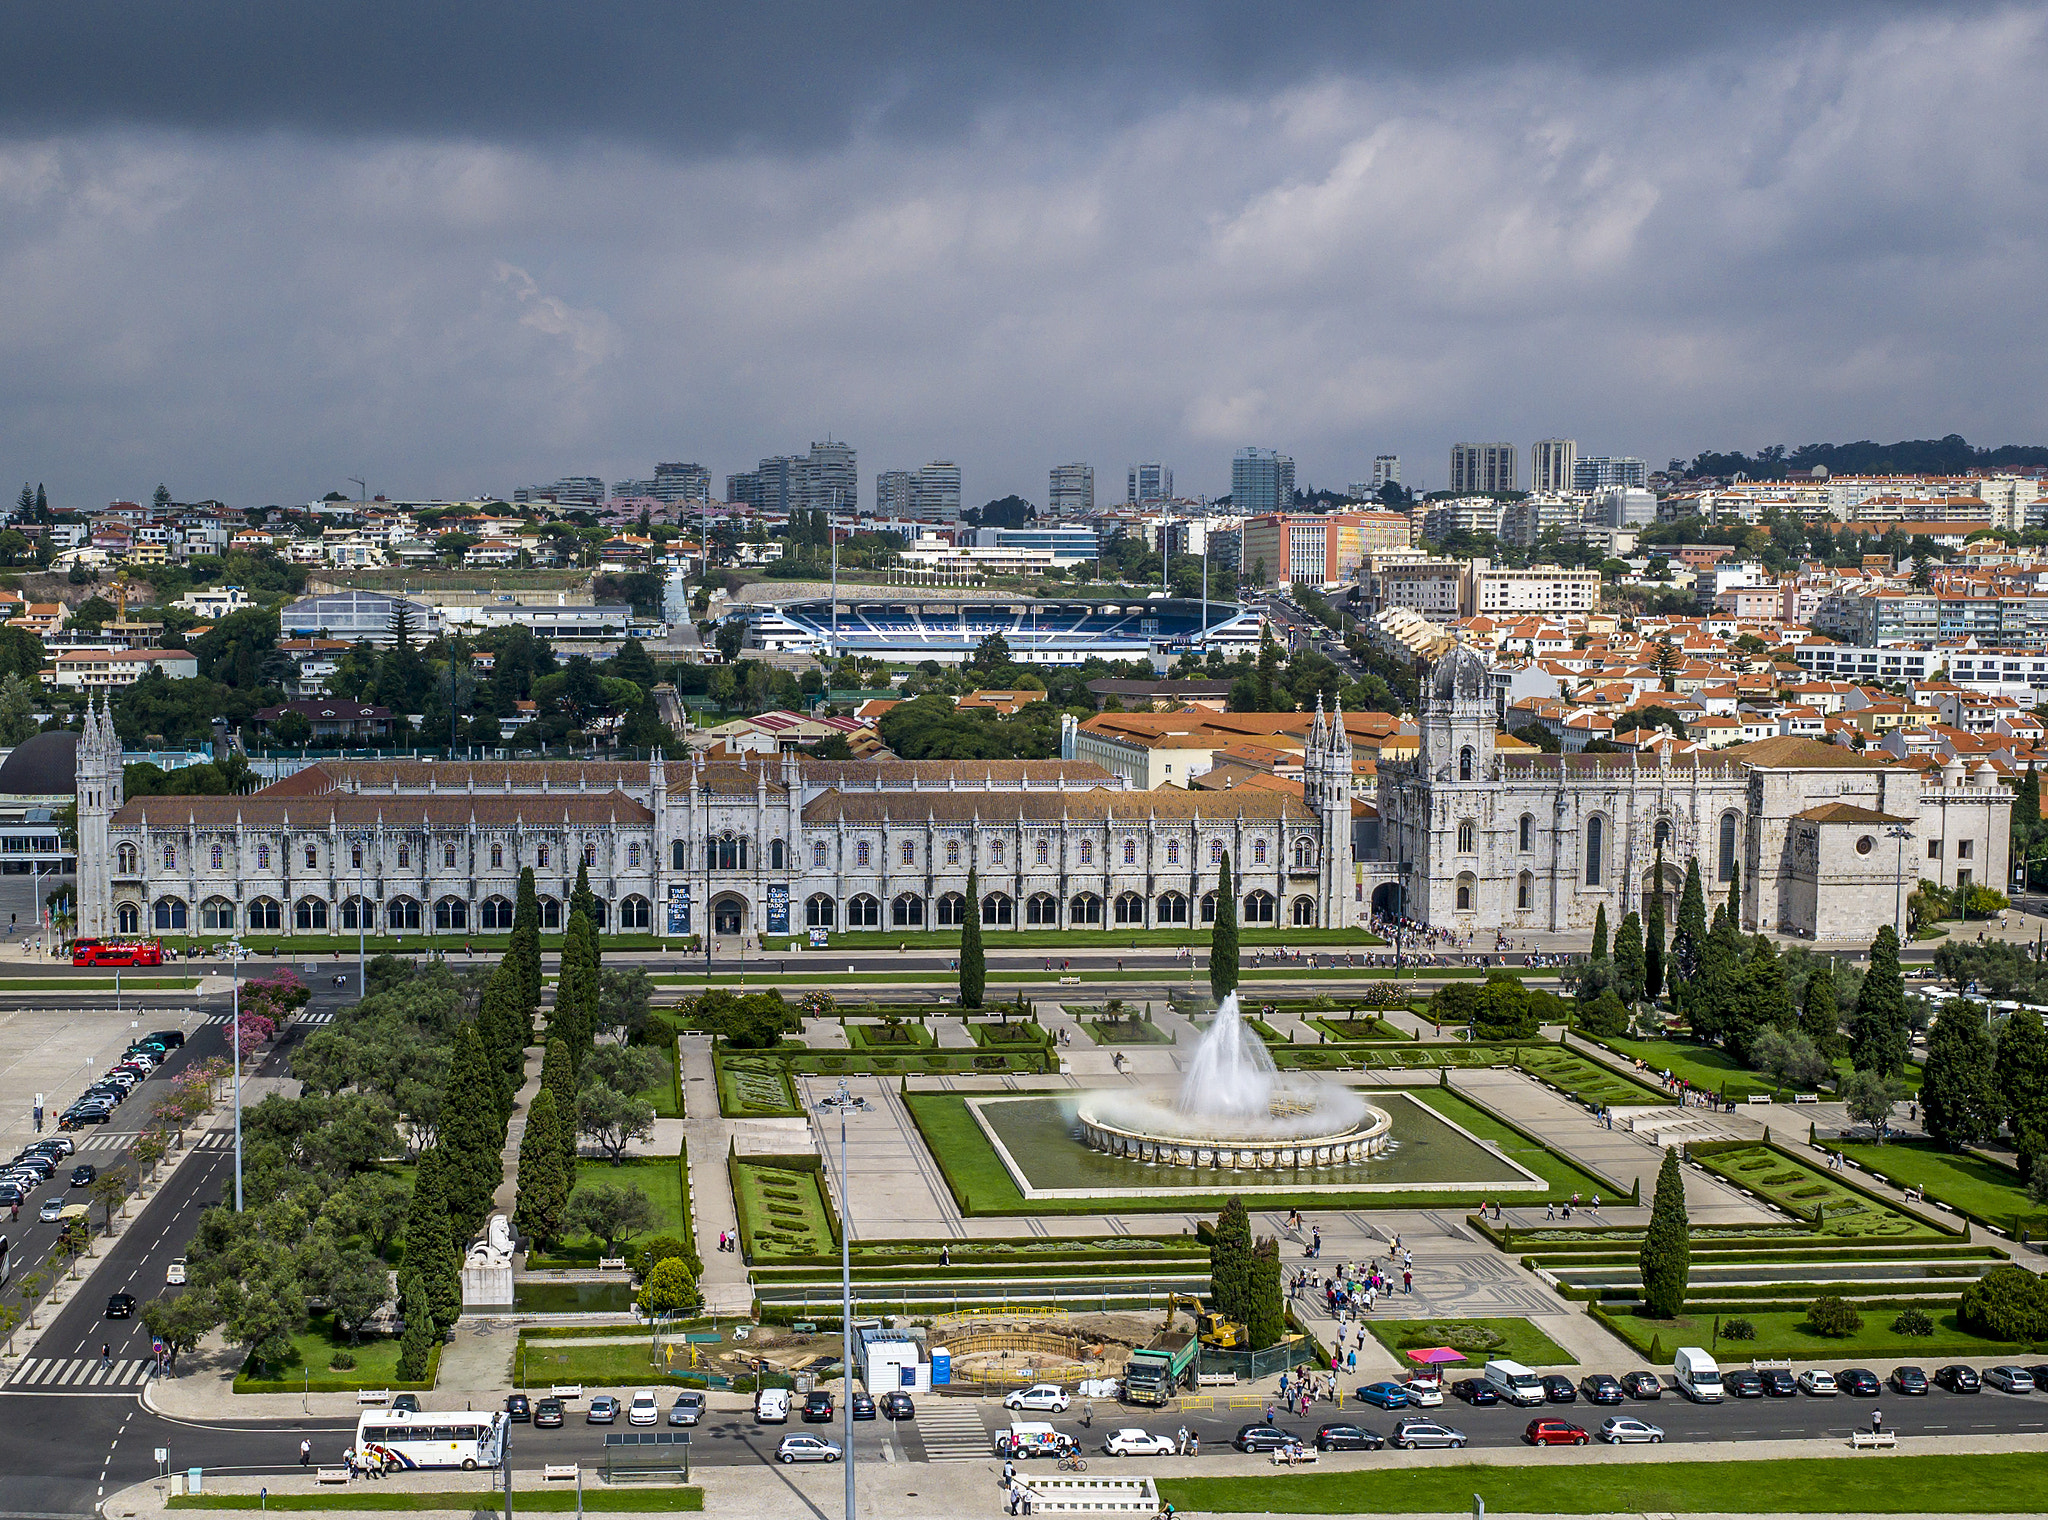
[1407,1347,1468,1367]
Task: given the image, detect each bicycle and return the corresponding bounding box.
[1056,1455,1088,1473]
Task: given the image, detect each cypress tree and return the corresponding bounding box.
[395,1280,437,1381]
[1246,1236,1285,1350]
[1614,911,1645,1006]
[959,868,985,1009]
[1920,1004,2000,1150]
[1726,856,1742,928]
[1735,934,1793,1061]
[511,865,543,1027]
[1799,965,1843,1061]
[541,1036,580,1184]
[1210,852,1239,1003]
[1644,848,1667,1001]
[1591,903,1609,963]
[1851,925,1909,1077]
[403,1149,463,1333]
[480,964,526,1101]
[1997,1006,2048,1180]
[439,1024,507,1238]
[1673,857,1708,985]
[1209,1197,1253,1327]
[1689,904,1745,1048]
[513,1088,571,1249]
[1639,1146,1691,1319]
[571,861,601,971]
[557,910,598,1065]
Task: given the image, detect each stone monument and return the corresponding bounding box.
[461,1213,515,1311]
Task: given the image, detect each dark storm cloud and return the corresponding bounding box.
[0,2,1989,150]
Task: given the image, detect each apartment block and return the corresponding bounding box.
[1449,442,1517,494]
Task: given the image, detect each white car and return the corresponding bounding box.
[1102,1428,1177,1457]
[166,1258,187,1285]
[1984,1365,2037,1394]
[37,1197,66,1222]
[628,1391,658,1426]
[776,1435,842,1464]
[1400,1380,1445,1407]
[1599,1417,1665,1444]
[1004,1384,1071,1413]
[1796,1369,1838,1396]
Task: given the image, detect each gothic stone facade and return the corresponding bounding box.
[1376,645,2012,941]
[74,698,1363,941]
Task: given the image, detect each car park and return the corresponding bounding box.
[848,1392,875,1421]
[1890,1366,1929,1395]
[1599,1417,1665,1444]
[533,1400,564,1428]
[1313,1423,1385,1452]
[1620,1371,1661,1399]
[1761,1369,1798,1397]
[1232,1424,1298,1453]
[1451,1378,1498,1405]
[33,1138,73,1157]
[1578,1374,1624,1405]
[777,1435,841,1464]
[1934,1364,1981,1393]
[105,1293,136,1318]
[1796,1369,1838,1396]
[629,1391,659,1426]
[1004,1384,1070,1413]
[1836,1368,1880,1397]
[505,1395,530,1422]
[1723,1369,1763,1399]
[1391,1419,1466,1450]
[1355,1382,1410,1410]
[801,1392,834,1423]
[0,1184,27,1207]
[669,1391,705,1426]
[1400,1379,1444,1406]
[1985,1366,2037,1394]
[1541,1375,1577,1404]
[1104,1429,1178,1457]
[880,1392,915,1419]
[69,1165,95,1188]
[586,1397,620,1424]
[1525,1419,1589,1446]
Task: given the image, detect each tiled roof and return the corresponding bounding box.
[1794,802,1909,824]
[798,760,1115,788]
[258,760,650,796]
[801,788,1314,825]
[1722,736,1890,769]
[113,791,652,829]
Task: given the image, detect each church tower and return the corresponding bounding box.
[1418,641,1497,784]
[1304,695,1356,927]
[76,695,122,939]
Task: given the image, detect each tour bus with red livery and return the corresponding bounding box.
[70,939,164,968]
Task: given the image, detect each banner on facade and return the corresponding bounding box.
[765,883,790,935]
[666,884,691,936]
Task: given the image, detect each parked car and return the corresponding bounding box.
[1889,1366,1929,1395]
[1837,1368,1881,1398]
[1313,1423,1385,1452]
[1004,1384,1070,1413]
[33,1138,73,1157]
[754,1389,790,1423]
[1391,1419,1467,1450]
[505,1394,531,1422]
[1104,1429,1178,1457]
[1599,1417,1665,1444]
[1761,1369,1798,1397]
[848,1392,874,1421]
[1578,1375,1624,1405]
[0,1184,26,1207]
[69,1164,96,1188]
[533,1400,564,1428]
[629,1392,659,1426]
[392,1394,421,1414]
[1723,1369,1764,1399]
[1934,1365,1981,1393]
[801,1392,834,1423]
[586,1397,620,1425]
[880,1392,915,1420]
[776,1435,841,1464]
[2023,1364,2048,1390]
[1541,1375,1577,1404]
[1796,1369,1838,1397]
[147,1030,185,1049]
[669,1392,705,1426]
[38,1197,67,1222]
[1231,1424,1299,1453]
[1984,1366,2036,1394]
[105,1293,136,1318]
[1451,1378,1499,1405]
[1400,1380,1444,1407]
[1524,1419,1589,1447]
[1355,1382,1410,1410]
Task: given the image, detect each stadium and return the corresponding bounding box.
[742,597,1263,666]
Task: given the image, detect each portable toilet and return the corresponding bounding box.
[931,1346,951,1386]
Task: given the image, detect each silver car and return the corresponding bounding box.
[669,1391,705,1426]
[1599,1416,1665,1444]
[776,1435,841,1464]
[1391,1419,1467,1450]
[1984,1366,2037,1394]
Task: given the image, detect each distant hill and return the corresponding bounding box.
[1687,434,2048,480]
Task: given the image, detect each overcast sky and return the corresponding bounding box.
[2,1,2043,509]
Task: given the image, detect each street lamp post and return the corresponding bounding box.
[1888,824,1915,944]
[840,1108,854,1520]
[232,952,243,1212]
[357,855,367,999]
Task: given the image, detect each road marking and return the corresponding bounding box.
[6,1357,151,1390]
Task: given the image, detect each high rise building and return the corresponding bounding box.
[805,439,857,513]
[1238,511,1397,590]
[876,470,915,516]
[726,469,761,508]
[1049,462,1095,516]
[738,440,858,517]
[1531,439,1577,495]
[654,463,711,503]
[1373,455,1401,489]
[1449,443,1517,495]
[1128,462,1173,504]
[1574,455,1647,491]
[915,461,962,519]
[1232,447,1296,516]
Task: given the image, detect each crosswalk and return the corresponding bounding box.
[293,1010,336,1026]
[912,1399,992,1461]
[64,1129,236,1154]
[8,1357,153,1390]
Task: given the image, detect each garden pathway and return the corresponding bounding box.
[678,1033,754,1315]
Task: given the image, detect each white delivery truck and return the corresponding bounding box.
[1673,1347,1723,1402]
[1482,1358,1546,1407]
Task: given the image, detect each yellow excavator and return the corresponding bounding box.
[1166,1293,1246,1350]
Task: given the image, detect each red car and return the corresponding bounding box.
[1524,1418,1590,1446]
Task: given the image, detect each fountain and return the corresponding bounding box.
[1074,995,1393,1171]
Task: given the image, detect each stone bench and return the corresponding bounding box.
[315,1469,352,1485]
[550,1384,584,1400]
[1270,1448,1319,1465]
[1194,1373,1238,1388]
[543,1464,580,1481]
[355,1389,389,1405]
[599,1257,628,1270]
[1850,1429,1897,1449]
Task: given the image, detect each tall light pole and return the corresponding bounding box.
[840,1106,854,1520]
[357,850,367,998]
[231,952,243,1212]
[1888,824,1915,944]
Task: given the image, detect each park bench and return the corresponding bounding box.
[1058,976,1081,986]
[550,1384,585,1401]
[1269,1448,1318,1466]
[1744,1094,1772,1105]
[1793,1092,1820,1104]
[315,1468,351,1485]
[354,1389,389,1405]
[543,1464,580,1481]
[1850,1429,1897,1449]
[1195,1373,1238,1388]
[599,1256,628,1270]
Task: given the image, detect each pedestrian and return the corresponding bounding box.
[1346,1348,1356,1373]
[1083,1396,1093,1428]
[1872,1408,1883,1435]
[299,1439,312,1467]
[1176,1425,1188,1455]
[1007,1479,1022,1516]
[1403,1270,1413,1294]
[1279,1371,1290,1401]
[1188,1432,1199,1456]
[1002,1458,1016,1489]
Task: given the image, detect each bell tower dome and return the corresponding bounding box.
[1418,641,1497,784]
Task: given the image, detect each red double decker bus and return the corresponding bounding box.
[71,939,164,968]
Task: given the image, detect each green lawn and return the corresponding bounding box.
[1838,1138,2048,1237]
[1306,1016,1412,1042]
[515,1336,677,1389]
[1518,1044,1674,1110]
[1595,1033,1924,1101]
[1406,1088,1624,1199]
[644,1040,682,1119]
[730,1157,837,1261]
[842,1019,935,1050]
[1160,1452,2048,1514]
[0,975,201,990]
[171,1490,701,1512]
[1694,1144,1941,1238]
[1081,1016,1171,1045]
[713,1053,802,1117]
[530,1155,686,1267]
[1596,1303,2027,1360]
[234,1314,438,1393]
[1365,1315,1577,1370]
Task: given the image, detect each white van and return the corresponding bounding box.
[1673,1347,1723,1403]
[1482,1358,1545,1407]
[996,1422,1071,1460]
[754,1388,791,1423]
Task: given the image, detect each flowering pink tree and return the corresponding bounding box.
[232,1011,276,1060]
[241,969,310,1023]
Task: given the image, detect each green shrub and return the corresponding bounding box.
[1958,1264,2048,1342]
[1890,1306,1935,1337]
[1805,1295,1864,1338]
[1790,1185,1831,1199]
[328,1350,357,1370]
[1720,1318,1756,1341]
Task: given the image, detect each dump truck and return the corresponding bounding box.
[1122,1330,1199,1406]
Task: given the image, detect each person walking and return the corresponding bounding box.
[1403,1269,1413,1294]
[1002,1458,1016,1490]
[299,1439,312,1467]
[1082,1396,1093,1428]
[1871,1408,1883,1435]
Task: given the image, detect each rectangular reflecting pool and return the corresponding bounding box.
[968,1089,1541,1200]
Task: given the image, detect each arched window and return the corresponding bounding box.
[891,893,925,926]
[258,844,272,870]
[201,897,235,930]
[1291,895,1316,926]
[443,845,457,869]
[812,840,827,869]
[396,846,409,869]
[247,897,282,931]
[626,843,641,869]
[1122,839,1137,866]
[1157,892,1189,923]
[1654,819,1672,850]
[770,839,786,870]
[1027,892,1059,925]
[981,892,1013,925]
[1114,891,1144,925]
[990,839,1005,865]
[1166,840,1180,865]
[209,844,224,870]
[539,897,561,928]
[805,894,836,928]
[584,844,598,868]
[1293,838,1314,869]
[1519,814,1533,852]
[1242,890,1276,924]
[491,843,504,869]
[536,844,548,869]
[154,897,188,931]
[305,845,318,870]
[846,894,880,928]
[1210,839,1224,866]
[480,896,515,930]
[1035,838,1050,867]
[1719,812,1739,882]
[352,844,364,870]
[587,898,608,928]
[901,840,916,866]
[1078,839,1093,865]
[673,840,688,870]
[163,845,176,870]
[1069,893,1102,924]
[1456,875,1474,911]
[1457,819,1475,853]
[1200,891,1218,923]
[293,897,327,931]
[619,895,651,929]
[118,904,140,934]
[936,892,966,926]
[1517,871,1534,910]
[1586,816,1605,887]
[856,840,871,868]
[434,896,468,930]
[385,897,419,931]
[945,838,960,866]
[339,896,370,931]
[1253,839,1267,865]
[118,844,137,874]
[1460,745,1474,781]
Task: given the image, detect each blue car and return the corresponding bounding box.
[1356,1382,1412,1410]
